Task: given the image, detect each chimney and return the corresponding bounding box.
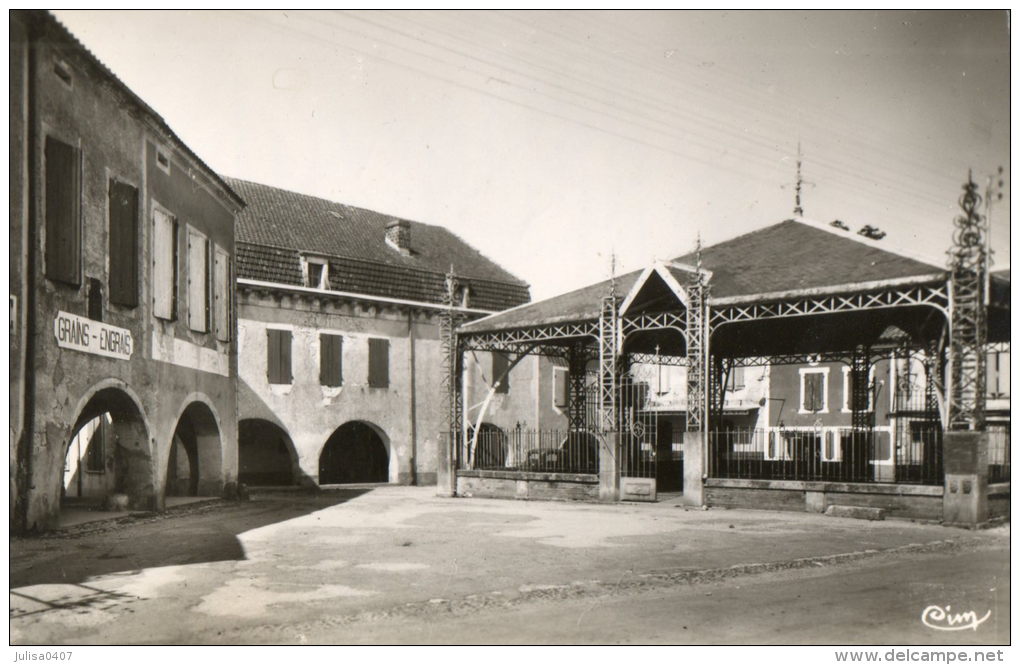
[386,219,411,255]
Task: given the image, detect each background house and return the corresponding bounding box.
[229,178,555,487]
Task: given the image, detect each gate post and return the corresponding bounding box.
[682,430,705,507]
[943,431,989,527]
[598,431,621,502]
[437,269,463,498]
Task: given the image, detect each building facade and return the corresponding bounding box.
[10,11,244,531]
[229,179,547,487]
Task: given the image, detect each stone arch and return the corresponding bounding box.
[318,421,390,484]
[166,396,224,497]
[62,380,154,512]
[238,418,300,486]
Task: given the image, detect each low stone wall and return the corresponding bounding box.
[456,470,599,502]
[705,478,944,521]
[988,483,1011,520]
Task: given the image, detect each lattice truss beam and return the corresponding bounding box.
[620,311,687,337]
[457,320,598,349]
[709,283,948,329]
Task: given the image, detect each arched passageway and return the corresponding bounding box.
[62,387,153,511]
[238,419,298,486]
[318,421,389,484]
[166,401,223,497]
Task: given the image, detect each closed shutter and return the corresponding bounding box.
[186,227,209,332]
[44,136,81,285]
[108,180,138,306]
[368,338,389,388]
[320,334,343,387]
[553,368,568,408]
[267,329,292,384]
[804,373,824,412]
[152,209,176,319]
[213,246,230,341]
[492,352,510,393]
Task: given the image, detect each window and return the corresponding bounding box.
[491,352,510,394]
[320,333,343,387]
[368,338,389,388]
[152,208,177,320]
[303,256,329,289]
[841,366,875,412]
[44,135,82,286]
[553,367,569,409]
[108,180,139,307]
[87,278,103,322]
[799,367,828,413]
[987,351,1010,399]
[186,226,210,332]
[726,366,746,391]
[267,328,292,384]
[213,246,231,341]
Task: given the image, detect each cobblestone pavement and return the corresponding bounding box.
[9,486,1009,645]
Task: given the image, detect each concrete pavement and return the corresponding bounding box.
[9,486,1009,645]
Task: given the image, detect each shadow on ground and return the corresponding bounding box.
[10,488,370,588]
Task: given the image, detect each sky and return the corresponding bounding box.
[54,9,1011,301]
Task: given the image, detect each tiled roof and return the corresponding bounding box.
[673,220,943,299]
[229,178,530,310]
[461,219,946,334]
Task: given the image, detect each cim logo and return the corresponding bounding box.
[53,311,133,360]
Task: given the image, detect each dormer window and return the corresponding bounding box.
[302,256,329,289]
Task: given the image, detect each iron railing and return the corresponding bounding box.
[459,427,599,475]
[709,426,943,485]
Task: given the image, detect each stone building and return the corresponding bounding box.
[228,178,549,487]
[10,11,244,531]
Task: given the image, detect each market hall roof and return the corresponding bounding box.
[460,218,947,334]
[229,178,531,311]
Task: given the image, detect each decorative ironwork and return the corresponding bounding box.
[628,352,687,367]
[947,173,988,431]
[708,356,728,429]
[709,283,949,330]
[849,346,874,430]
[686,239,709,433]
[567,342,592,433]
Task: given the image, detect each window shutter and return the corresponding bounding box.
[492,352,510,394]
[805,373,823,412]
[108,180,138,306]
[368,338,389,388]
[213,247,230,341]
[267,329,292,384]
[320,334,343,387]
[44,136,81,285]
[152,209,176,319]
[186,227,209,332]
[553,369,568,408]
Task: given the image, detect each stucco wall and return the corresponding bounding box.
[237,290,558,486]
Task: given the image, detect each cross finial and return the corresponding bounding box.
[794,141,804,216]
[608,250,618,300]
